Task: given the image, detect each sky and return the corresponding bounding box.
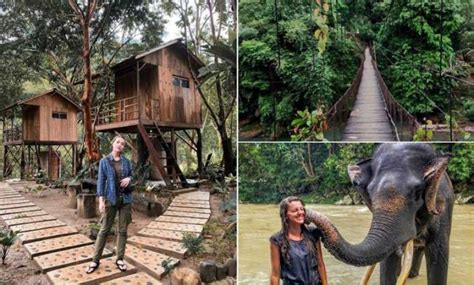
[163,12,182,41]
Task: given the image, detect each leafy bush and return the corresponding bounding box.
[464,100,474,122]
[181,232,203,257]
[0,228,18,265]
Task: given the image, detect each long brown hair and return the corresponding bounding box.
[278,196,317,265]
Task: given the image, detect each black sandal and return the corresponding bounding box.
[116,260,127,272]
[86,261,99,274]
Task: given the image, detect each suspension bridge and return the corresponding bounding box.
[325,47,420,141]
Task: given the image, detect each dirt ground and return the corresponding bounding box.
[0,181,236,284]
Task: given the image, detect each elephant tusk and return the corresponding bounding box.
[360,264,377,285]
[396,239,414,285]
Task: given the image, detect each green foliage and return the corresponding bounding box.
[239,143,374,204]
[464,100,474,122]
[291,108,326,141]
[161,257,175,275]
[181,232,204,256]
[447,144,474,183]
[414,120,434,141]
[239,0,359,137]
[0,228,18,265]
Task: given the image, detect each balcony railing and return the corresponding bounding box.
[3,126,22,142]
[92,96,139,125]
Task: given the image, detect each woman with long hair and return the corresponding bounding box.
[86,135,133,274]
[270,196,327,285]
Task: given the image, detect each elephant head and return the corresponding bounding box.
[306,143,451,267]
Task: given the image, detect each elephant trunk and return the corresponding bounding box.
[306,209,412,267]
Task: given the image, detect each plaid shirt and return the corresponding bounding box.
[97,154,133,205]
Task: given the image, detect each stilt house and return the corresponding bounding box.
[92,39,204,187]
[1,89,80,179]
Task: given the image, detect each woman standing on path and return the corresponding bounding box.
[270,196,328,285]
[86,135,133,273]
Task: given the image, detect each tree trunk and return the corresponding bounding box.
[69,0,99,163]
[220,126,235,176]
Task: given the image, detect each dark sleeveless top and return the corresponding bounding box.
[270,226,322,285]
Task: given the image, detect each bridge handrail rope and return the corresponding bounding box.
[324,48,366,140]
[369,46,421,141]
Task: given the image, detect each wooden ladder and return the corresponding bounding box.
[137,121,188,187]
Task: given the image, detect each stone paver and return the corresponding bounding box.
[163,210,210,219]
[4,215,57,226]
[18,226,78,244]
[0,194,21,198]
[10,219,66,232]
[156,215,208,225]
[24,234,94,257]
[128,236,187,258]
[0,206,42,215]
[47,257,136,285]
[147,221,203,233]
[167,206,211,214]
[0,198,29,205]
[1,210,48,220]
[34,245,113,272]
[125,244,179,280]
[175,193,209,199]
[0,202,35,210]
[172,198,210,204]
[170,201,209,209]
[138,228,198,241]
[100,272,162,285]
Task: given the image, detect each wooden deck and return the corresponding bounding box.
[343,48,394,141]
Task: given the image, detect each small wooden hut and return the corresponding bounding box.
[1,89,80,179]
[93,38,204,187]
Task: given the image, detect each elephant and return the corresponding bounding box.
[306,143,454,285]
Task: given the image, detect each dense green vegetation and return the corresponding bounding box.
[239,143,474,204]
[239,0,473,138]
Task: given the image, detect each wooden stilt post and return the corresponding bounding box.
[72,144,77,176]
[3,145,8,178]
[20,142,25,179]
[171,129,176,184]
[197,128,203,177]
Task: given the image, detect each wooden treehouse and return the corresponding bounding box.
[1,89,80,180]
[92,39,204,187]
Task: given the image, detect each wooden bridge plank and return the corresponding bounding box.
[343,48,395,141]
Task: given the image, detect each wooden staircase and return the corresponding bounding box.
[137,121,187,187]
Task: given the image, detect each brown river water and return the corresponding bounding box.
[238,204,474,284]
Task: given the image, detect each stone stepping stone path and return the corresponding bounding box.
[1,210,49,220]
[24,234,94,257]
[0,206,42,215]
[147,221,203,233]
[128,236,187,258]
[101,272,162,285]
[167,206,211,214]
[124,244,179,280]
[156,215,208,225]
[137,228,198,241]
[18,226,78,244]
[163,210,210,219]
[10,219,66,232]
[0,202,35,210]
[170,201,209,209]
[4,215,57,226]
[0,184,212,284]
[46,257,136,284]
[34,245,113,273]
[0,198,29,205]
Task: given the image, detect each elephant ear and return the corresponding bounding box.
[348,159,373,209]
[424,156,450,215]
[348,159,372,187]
